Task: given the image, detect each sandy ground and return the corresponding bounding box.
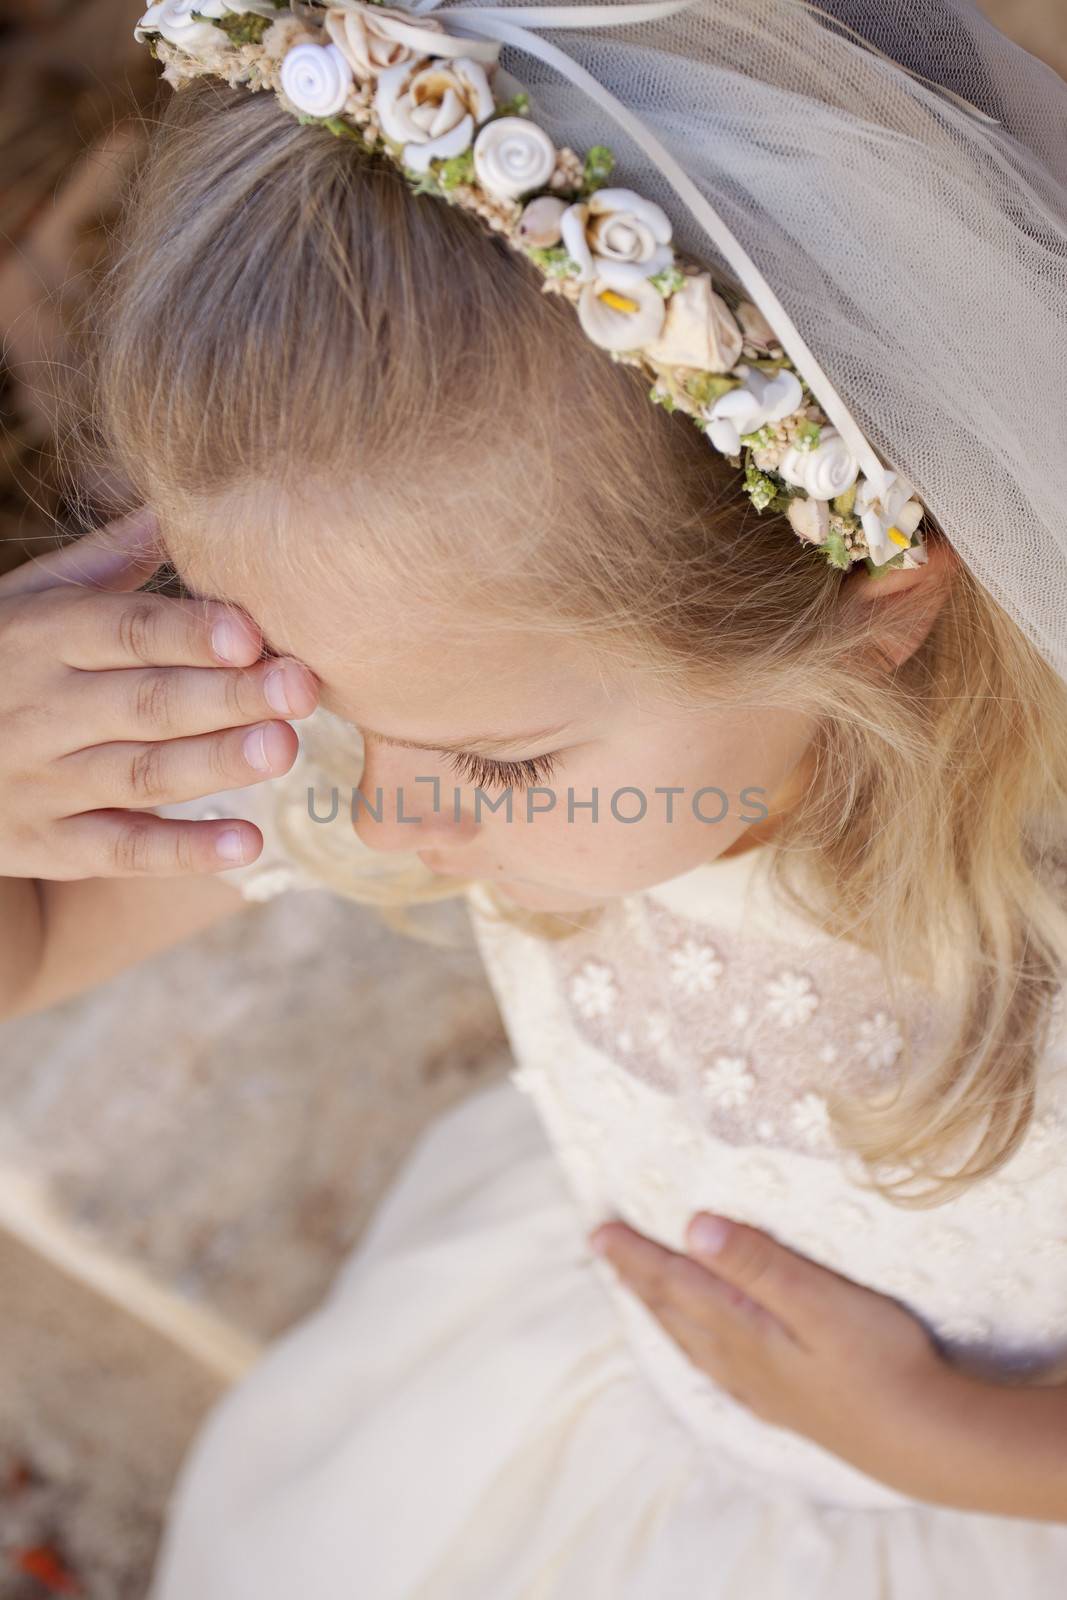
[1,3,1063,1595]
[0,888,510,1594]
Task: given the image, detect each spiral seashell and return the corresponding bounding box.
[576,260,666,352]
[280,41,354,117]
[517,195,568,249]
[473,116,557,200]
[779,427,860,499]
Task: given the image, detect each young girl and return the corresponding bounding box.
[4,0,1067,1593]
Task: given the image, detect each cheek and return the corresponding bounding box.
[466,715,799,887]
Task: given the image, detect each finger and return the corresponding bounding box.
[57,720,300,813]
[685,1213,844,1338]
[42,588,264,671]
[0,508,164,598]
[594,1222,771,1332]
[652,1305,767,1416]
[594,1230,789,1410]
[62,655,317,746]
[647,1303,751,1395]
[592,1223,718,1322]
[54,807,264,878]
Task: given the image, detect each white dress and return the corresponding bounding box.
[148,719,1067,1598]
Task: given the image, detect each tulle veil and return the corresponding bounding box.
[408,0,1067,685]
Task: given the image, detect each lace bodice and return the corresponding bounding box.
[155,716,1067,1511]
[463,848,1067,1508]
[541,889,950,1161]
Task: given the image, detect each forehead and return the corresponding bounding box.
[165,516,626,737]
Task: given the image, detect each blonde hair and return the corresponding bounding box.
[72,77,1067,1206]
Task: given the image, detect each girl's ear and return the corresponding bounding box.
[838,533,960,671]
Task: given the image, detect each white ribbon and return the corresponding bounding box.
[404,0,897,493]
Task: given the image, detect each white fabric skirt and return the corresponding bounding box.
[148,1077,1067,1599]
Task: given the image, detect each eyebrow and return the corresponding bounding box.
[358,721,574,758]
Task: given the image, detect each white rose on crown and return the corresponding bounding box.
[375,55,496,173]
[560,189,674,283]
[547,188,681,355]
[324,2,444,78]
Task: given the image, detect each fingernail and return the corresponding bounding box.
[264,666,295,716]
[243,724,273,772]
[216,827,248,862]
[100,508,161,558]
[212,619,248,664]
[689,1215,730,1256]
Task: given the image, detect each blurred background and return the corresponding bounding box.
[0,2,1063,1594]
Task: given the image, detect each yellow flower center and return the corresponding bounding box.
[599,288,640,315]
[887,526,910,548]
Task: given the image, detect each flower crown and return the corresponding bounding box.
[133,0,929,573]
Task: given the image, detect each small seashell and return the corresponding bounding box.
[786,496,831,545]
[736,300,778,350]
[517,195,568,249]
[640,271,743,373]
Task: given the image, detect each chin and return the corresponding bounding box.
[494,878,612,914]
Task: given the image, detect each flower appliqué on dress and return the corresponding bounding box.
[548,893,939,1154]
[701,1055,756,1110]
[764,969,820,1027]
[668,937,724,996]
[570,959,618,1019]
[790,1091,833,1147]
[855,1009,905,1070]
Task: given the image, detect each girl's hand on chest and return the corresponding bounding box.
[589,1211,956,1496]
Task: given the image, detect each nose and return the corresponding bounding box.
[351,747,480,857]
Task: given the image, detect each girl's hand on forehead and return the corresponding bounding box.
[0,508,319,882]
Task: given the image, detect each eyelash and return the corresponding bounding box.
[440,749,560,793]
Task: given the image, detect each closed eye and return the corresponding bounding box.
[440,749,559,793]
